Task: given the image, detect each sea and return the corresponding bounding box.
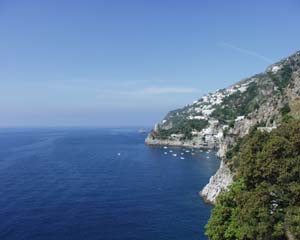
[0,128,220,240]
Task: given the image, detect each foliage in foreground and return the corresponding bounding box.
[206,120,300,240]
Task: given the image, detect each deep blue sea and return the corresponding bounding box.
[0,128,219,240]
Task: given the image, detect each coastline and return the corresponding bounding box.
[199,160,233,204]
[145,136,229,205]
[145,137,217,150]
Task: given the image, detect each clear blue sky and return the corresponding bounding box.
[1,0,300,127]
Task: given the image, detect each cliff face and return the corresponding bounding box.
[146,51,300,204]
[201,160,233,203]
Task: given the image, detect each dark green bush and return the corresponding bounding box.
[206,120,300,240]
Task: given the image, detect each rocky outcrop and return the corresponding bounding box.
[200,160,233,204]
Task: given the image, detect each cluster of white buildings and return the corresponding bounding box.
[157,78,258,147]
[187,79,254,122]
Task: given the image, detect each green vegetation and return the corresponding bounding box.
[280,103,291,116]
[270,65,293,92]
[289,98,300,120]
[158,119,208,140]
[212,63,294,125]
[206,120,300,240]
[211,82,260,123]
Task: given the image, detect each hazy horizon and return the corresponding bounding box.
[1,1,300,127]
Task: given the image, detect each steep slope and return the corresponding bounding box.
[146,51,300,203]
[206,120,300,240]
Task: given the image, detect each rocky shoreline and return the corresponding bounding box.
[145,137,215,150]
[199,160,233,204]
[145,135,233,204]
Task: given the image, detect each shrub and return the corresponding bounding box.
[206,120,300,240]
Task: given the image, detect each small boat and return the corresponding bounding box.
[169,150,173,153]
[191,153,195,155]
[181,152,184,155]
[163,146,168,149]
[117,153,121,156]
[180,157,185,160]
[164,152,168,155]
[206,156,210,159]
[172,153,177,157]
[138,129,146,133]
[185,150,190,153]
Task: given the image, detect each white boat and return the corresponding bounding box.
[180,157,185,160]
[172,153,177,157]
[117,153,121,156]
[163,146,168,149]
[169,150,173,153]
[164,152,168,155]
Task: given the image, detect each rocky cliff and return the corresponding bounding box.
[146,51,300,204]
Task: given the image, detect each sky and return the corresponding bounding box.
[0,0,300,127]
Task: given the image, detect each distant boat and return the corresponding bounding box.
[164,152,168,155]
[172,153,177,157]
[117,153,121,156]
[163,146,168,149]
[138,129,146,133]
[181,152,184,155]
[180,157,185,160]
[185,150,190,153]
[191,153,195,155]
[169,150,173,153]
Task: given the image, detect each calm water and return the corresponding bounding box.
[0,128,219,240]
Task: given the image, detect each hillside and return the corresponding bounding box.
[206,120,300,240]
[146,50,300,203]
